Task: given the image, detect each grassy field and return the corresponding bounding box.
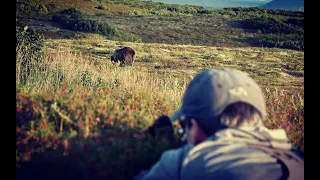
[16,33,304,179]
[16,0,304,179]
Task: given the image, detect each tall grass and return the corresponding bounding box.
[16,41,304,179]
[16,45,187,113]
[16,46,185,179]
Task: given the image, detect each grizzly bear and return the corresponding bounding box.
[110,47,136,67]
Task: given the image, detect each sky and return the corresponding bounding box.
[149,0,273,9]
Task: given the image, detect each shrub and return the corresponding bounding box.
[16,25,46,87]
[16,26,44,61]
[38,4,49,15]
[243,16,303,35]
[16,1,49,17]
[52,13,119,38]
[16,86,180,179]
[52,8,145,42]
[258,34,304,51]
[59,7,83,19]
[16,26,45,64]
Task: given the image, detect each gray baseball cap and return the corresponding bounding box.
[171,68,266,124]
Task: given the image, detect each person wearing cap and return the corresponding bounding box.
[136,68,304,180]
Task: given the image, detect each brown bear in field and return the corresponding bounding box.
[110,47,136,67]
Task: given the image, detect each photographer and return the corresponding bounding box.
[137,68,304,180]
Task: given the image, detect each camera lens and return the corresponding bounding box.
[178,128,184,134]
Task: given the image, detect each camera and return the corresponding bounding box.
[145,115,187,147]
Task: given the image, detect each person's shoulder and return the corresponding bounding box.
[157,144,193,172]
[160,144,193,164]
[181,140,284,180]
[140,144,193,180]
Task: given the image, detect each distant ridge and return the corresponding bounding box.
[259,0,304,11]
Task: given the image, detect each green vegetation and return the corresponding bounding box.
[16,25,45,87]
[16,35,304,179]
[16,0,304,51]
[52,9,119,37]
[16,0,49,18]
[92,0,207,15]
[51,8,142,42]
[238,16,304,50]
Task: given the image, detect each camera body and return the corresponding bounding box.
[145,115,187,147]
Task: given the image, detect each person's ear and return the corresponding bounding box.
[191,119,200,132]
[191,119,207,145]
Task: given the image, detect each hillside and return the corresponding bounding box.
[260,0,304,11]
[16,0,304,179]
[16,0,304,51]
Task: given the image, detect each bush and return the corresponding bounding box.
[16,26,45,86]
[38,5,49,15]
[52,13,119,38]
[59,7,83,19]
[243,16,304,35]
[16,1,49,17]
[222,7,304,18]
[286,18,304,27]
[258,34,304,51]
[16,87,180,179]
[52,8,144,42]
[16,26,45,63]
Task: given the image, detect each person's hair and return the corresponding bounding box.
[186,102,264,137]
[220,102,264,128]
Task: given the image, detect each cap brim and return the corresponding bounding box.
[171,108,183,122]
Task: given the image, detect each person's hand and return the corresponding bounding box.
[146,115,173,137]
